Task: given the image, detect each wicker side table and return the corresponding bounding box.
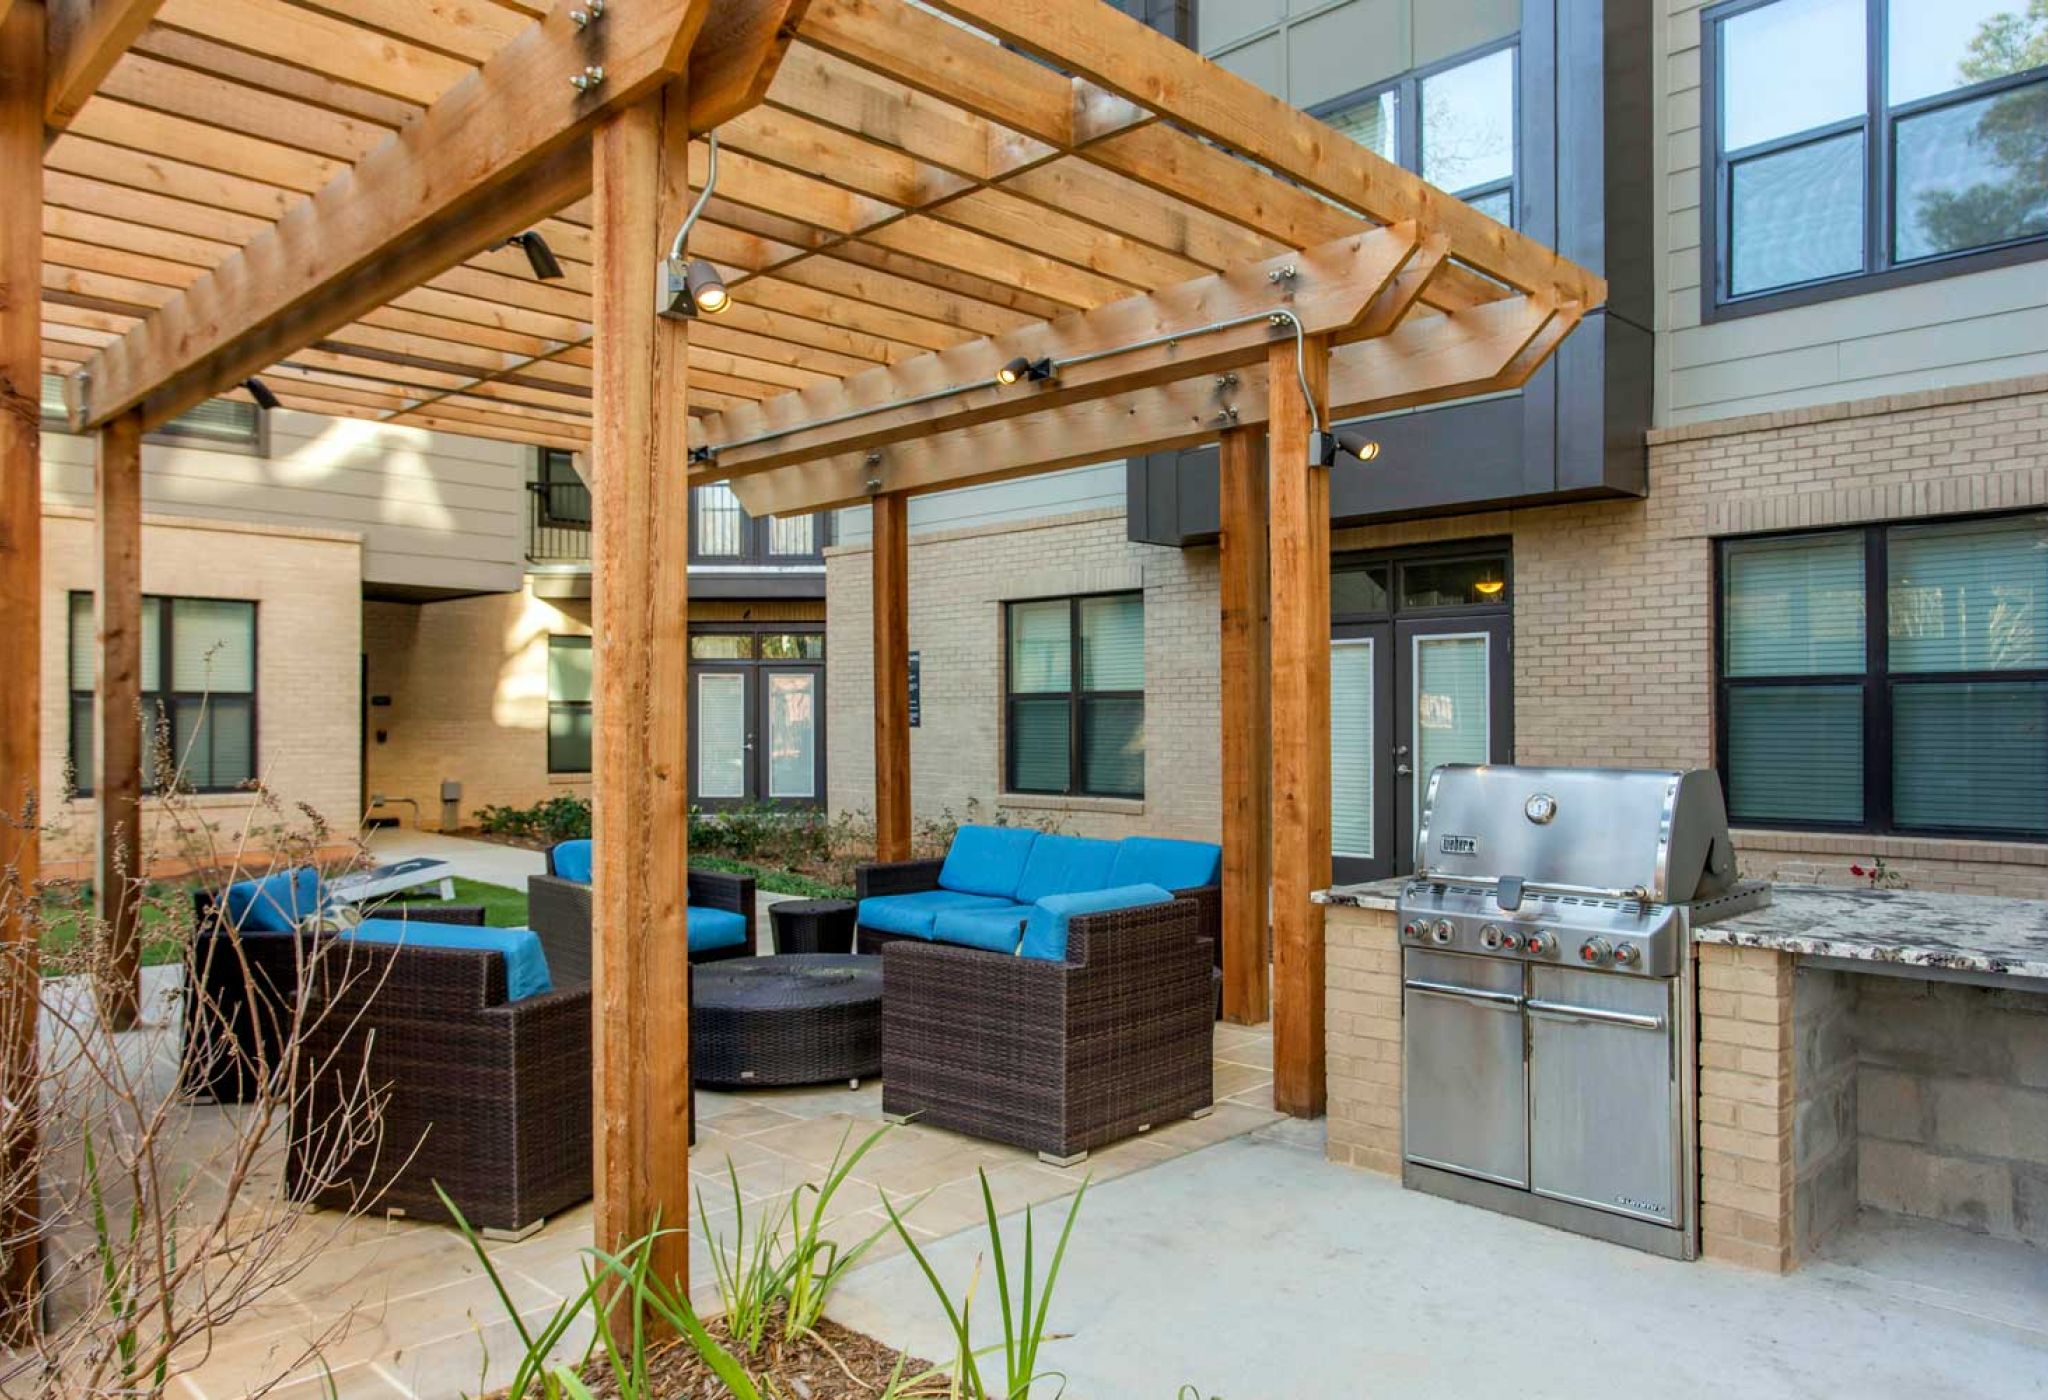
[768,897,858,955]
[691,954,882,1089]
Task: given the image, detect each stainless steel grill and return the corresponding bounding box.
[1396,764,1770,1260]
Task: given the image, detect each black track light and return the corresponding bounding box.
[1314,426,1381,467]
[661,258,730,318]
[996,355,1056,385]
[503,231,565,280]
[243,378,280,411]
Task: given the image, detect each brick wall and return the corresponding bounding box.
[1696,942,1798,1272]
[825,508,1220,840]
[39,507,363,867]
[1323,904,1404,1175]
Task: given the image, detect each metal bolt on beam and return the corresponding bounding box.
[570,66,605,91]
[570,0,606,26]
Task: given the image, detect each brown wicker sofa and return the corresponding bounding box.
[880,894,1214,1164]
[288,934,592,1238]
[527,842,756,982]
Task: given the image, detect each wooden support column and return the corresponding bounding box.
[872,492,911,863]
[590,82,695,1294]
[94,413,144,1032]
[1217,425,1271,1025]
[1268,334,1332,1117]
[0,0,42,1342]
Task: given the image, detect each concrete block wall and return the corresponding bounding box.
[1696,943,1798,1272]
[824,508,1220,841]
[38,507,364,868]
[1323,904,1404,1175]
[1791,968,1859,1257]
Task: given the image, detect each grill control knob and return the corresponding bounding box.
[1403,919,1428,940]
[1612,941,1641,968]
[1523,931,1554,957]
[1578,937,1613,966]
[1500,929,1524,952]
[1478,923,1505,950]
[1431,919,1456,945]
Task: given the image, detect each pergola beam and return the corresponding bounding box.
[44,0,164,134]
[700,226,1422,474]
[727,296,1570,516]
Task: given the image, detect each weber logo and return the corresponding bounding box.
[1439,834,1479,856]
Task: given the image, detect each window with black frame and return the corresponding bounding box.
[690,482,822,562]
[547,635,593,774]
[1004,593,1145,799]
[1718,513,2048,838]
[535,448,591,525]
[1314,40,1518,226]
[68,594,257,793]
[1705,0,2048,311]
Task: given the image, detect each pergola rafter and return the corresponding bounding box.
[3,0,1605,1327]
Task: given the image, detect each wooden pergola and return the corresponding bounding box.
[0,0,1601,1314]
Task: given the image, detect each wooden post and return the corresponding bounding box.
[590,83,694,1294]
[94,413,144,1031]
[871,492,911,863]
[1217,425,1271,1025]
[0,0,43,1342]
[1268,334,1331,1117]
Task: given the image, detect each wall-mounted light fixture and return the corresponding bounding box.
[660,131,731,319]
[996,355,1057,385]
[242,378,281,411]
[1313,426,1380,468]
[502,231,565,281]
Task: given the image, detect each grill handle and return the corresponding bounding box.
[1403,979,1524,1011]
[1525,999,1664,1032]
[1413,872,1653,906]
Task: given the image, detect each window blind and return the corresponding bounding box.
[170,599,256,693]
[1724,534,1866,676]
[1415,636,1489,783]
[1008,698,1070,791]
[697,673,747,799]
[69,595,162,690]
[1079,594,1143,690]
[1888,514,2047,673]
[548,636,593,704]
[1008,600,1071,692]
[1331,639,1375,859]
[1894,681,2048,832]
[767,672,817,799]
[1079,698,1143,796]
[1726,685,1864,824]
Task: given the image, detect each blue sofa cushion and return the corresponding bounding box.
[935,825,1038,899]
[688,905,748,953]
[859,889,1015,939]
[1020,883,1175,962]
[930,904,1031,954]
[1013,834,1119,904]
[346,918,553,1001]
[223,868,324,933]
[1107,836,1223,893]
[551,839,593,884]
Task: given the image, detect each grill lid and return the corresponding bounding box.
[1415,765,1742,905]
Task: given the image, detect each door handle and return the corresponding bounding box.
[1404,978,1523,1010]
[1525,999,1663,1031]
[1395,763,1413,776]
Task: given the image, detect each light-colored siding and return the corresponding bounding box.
[1203,0,1518,109]
[1656,0,2048,426]
[834,463,1126,546]
[42,409,526,595]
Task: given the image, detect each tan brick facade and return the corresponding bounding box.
[39,507,363,869]
[1695,943,1798,1272]
[826,375,2048,891]
[1323,904,1404,1175]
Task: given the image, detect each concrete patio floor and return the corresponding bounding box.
[827,1127,2048,1399]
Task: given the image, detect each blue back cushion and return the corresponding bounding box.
[1013,834,1118,904]
[551,840,593,884]
[223,868,323,933]
[687,905,748,953]
[936,825,1038,899]
[346,919,553,1002]
[1108,837,1222,892]
[1020,883,1174,962]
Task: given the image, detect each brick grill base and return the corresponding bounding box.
[1323,905,1795,1270]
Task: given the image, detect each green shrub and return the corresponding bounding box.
[474,795,593,843]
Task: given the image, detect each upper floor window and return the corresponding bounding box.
[1705,0,2048,315]
[68,593,258,794]
[1005,593,1145,799]
[534,448,590,526]
[1315,40,1518,226]
[689,482,825,563]
[1717,513,2048,839]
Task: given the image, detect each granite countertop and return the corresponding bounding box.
[1315,879,2048,982]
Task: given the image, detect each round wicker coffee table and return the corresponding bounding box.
[769,897,858,955]
[690,954,882,1089]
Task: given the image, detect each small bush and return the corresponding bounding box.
[474,795,593,843]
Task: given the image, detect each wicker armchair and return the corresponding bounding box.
[288,936,592,1238]
[180,890,486,1105]
[527,866,756,983]
[880,896,1214,1164]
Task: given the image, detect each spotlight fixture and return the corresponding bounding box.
[1474,576,1506,598]
[688,444,718,466]
[996,355,1056,385]
[502,231,564,281]
[242,378,280,411]
[1313,426,1381,467]
[662,258,730,318]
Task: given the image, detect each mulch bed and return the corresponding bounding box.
[567,1315,940,1400]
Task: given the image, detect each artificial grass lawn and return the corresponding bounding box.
[40,876,530,972]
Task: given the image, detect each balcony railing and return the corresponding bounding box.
[526,479,831,568]
[528,481,592,564]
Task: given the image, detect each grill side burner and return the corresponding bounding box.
[1395,765,1770,1261]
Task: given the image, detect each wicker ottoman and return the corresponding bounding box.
[691,954,883,1089]
[769,897,858,955]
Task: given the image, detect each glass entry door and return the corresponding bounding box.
[689,631,825,809]
[1395,617,1512,866]
[1331,624,1393,884]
